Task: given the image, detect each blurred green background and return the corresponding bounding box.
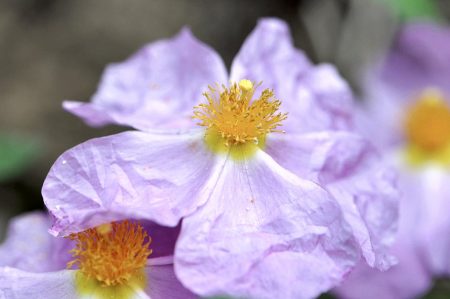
[0,0,448,298]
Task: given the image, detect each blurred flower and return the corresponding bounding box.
[43,18,398,299]
[336,22,450,299]
[0,212,195,299]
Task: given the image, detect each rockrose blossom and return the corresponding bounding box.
[43,19,398,299]
[336,23,450,299]
[0,212,196,299]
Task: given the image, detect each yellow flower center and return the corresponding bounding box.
[193,79,287,159]
[68,221,152,297]
[404,89,450,166]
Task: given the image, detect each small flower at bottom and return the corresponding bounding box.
[67,221,151,297]
[0,212,196,299]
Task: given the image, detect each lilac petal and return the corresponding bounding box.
[62,101,115,127]
[283,65,354,133]
[142,221,180,258]
[175,149,360,299]
[64,28,227,131]
[380,23,450,95]
[422,223,450,277]
[0,212,72,273]
[399,167,450,276]
[353,82,406,150]
[0,266,194,299]
[230,18,311,91]
[230,18,353,133]
[0,268,78,299]
[334,164,450,299]
[145,264,197,299]
[334,241,431,299]
[265,132,399,270]
[42,130,227,236]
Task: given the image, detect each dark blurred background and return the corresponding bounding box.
[0,0,449,297]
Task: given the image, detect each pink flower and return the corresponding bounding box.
[43,18,398,299]
[0,212,195,299]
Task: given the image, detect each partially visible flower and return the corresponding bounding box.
[43,18,398,299]
[0,212,196,299]
[336,22,450,299]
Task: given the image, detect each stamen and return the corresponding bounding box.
[68,221,152,287]
[193,79,287,149]
[405,89,450,152]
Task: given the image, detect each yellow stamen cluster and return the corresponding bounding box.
[405,89,450,152]
[193,79,287,146]
[68,221,152,287]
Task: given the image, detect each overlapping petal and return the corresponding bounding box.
[64,28,227,131]
[175,149,359,299]
[230,18,354,134]
[0,212,72,273]
[265,132,399,270]
[67,18,355,136]
[336,246,431,299]
[42,130,227,236]
[0,268,78,299]
[334,240,431,299]
[43,128,375,298]
[145,263,197,299]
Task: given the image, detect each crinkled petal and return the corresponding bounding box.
[0,212,72,272]
[175,149,359,299]
[0,268,77,299]
[145,263,197,299]
[284,65,354,133]
[230,18,311,90]
[230,18,353,133]
[42,130,227,236]
[265,132,399,270]
[334,241,431,299]
[64,28,227,131]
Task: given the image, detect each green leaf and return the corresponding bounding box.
[383,0,441,21]
[0,134,39,182]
